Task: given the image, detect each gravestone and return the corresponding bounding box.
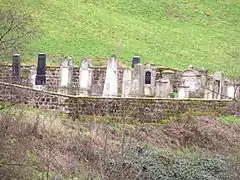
[181,69,202,98]
[35,53,46,85]
[121,68,133,97]
[102,56,118,97]
[155,79,172,98]
[204,77,214,99]
[212,72,226,99]
[28,65,37,88]
[132,56,140,68]
[58,57,73,94]
[144,63,156,96]
[178,86,190,99]
[12,54,21,84]
[91,68,105,96]
[79,57,93,96]
[227,83,235,99]
[131,63,144,97]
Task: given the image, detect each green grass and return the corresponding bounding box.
[218,115,240,124]
[2,0,240,74]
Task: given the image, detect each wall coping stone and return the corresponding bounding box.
[0,81,233,102]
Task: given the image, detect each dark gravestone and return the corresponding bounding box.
[145,71,151,84]
[35,53,46,85]
[12,54,21,84]
[132,56,140,68]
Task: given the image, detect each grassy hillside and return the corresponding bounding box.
[3,0,240,73]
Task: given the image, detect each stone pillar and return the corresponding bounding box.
[35,53,46,86]
[131,63,144,97]
[79,57,93,96]
[121,68,133,97]
[58,57,73,94]
[103,56,118,97]
[132,56,140,68]
[12,54,21,84]
[178,86,190,99]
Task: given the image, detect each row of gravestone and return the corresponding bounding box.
[10,53,238,99]
[12,53,47,85]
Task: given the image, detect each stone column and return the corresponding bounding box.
[79,57,93,96]
[35,53,46,89]
[102,56,118,97]
[58,57,73,94]
[12,54,21,84]
[121,68,133,97]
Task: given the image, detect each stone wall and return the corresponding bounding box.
[0,65,124,94]
[0,81,233,122]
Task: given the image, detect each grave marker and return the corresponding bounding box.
[12,54,21,84]
[35,53,46,85]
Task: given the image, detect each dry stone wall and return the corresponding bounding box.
[0,65,124,94]
[0,81,232,122]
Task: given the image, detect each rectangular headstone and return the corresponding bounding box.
[132,56,140,68]
[35,53,46,85]
[122,68,133,97]
[131,63,144,96]
[79,58,93,96]
[12,54,21,83]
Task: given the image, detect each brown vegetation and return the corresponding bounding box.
[0,106,239,179]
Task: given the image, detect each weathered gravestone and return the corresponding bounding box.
[122,68,133,97]
[178,85,190,99]
[181,69,202,98]
[35,53,46,85]
[58,57,73,94]
[155,70,174,98]
[144,62,156,96]
[12,54,21,84]
[28,65,37,88]
[131,63,144,97]
[212,72,226,99]
[102,56,118,97]
[79,57,93,96]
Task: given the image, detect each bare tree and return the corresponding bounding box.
[0,4,41,61]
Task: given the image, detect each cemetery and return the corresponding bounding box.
[0,53,238,121]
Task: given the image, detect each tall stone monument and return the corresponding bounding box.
[35,53,46,86]
[58,56,73,94]
[102,56,118,97]
[122,68,133,97]
[131,63,144,97]
[79,57,93,96]
[12,54,21,84]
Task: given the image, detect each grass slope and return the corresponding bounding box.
[3,0,240,73]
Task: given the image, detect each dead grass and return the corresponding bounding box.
[0,105,240,179]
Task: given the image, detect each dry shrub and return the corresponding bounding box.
[0,110,100,179]
[0,106,240,179]
[134,115,240,153]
